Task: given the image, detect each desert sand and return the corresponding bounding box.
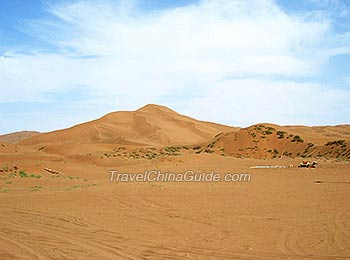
[1,105,349,259]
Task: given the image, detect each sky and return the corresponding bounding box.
[0,0,349,134]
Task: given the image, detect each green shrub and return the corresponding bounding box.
[19,171,28,178]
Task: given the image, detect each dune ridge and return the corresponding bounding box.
[4,104,349,160]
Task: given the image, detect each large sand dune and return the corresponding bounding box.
[20,104,236,147]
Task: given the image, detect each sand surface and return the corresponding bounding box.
[1,153,350,260]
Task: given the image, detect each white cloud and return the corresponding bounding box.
[179,78,350,126]
[0,0,349,129]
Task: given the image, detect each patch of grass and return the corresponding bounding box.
[19,171,28,178]
[0,188,9,193]
[30,174,42,179]
[5,181,12,184]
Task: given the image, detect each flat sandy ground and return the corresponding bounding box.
[1,154,350,259]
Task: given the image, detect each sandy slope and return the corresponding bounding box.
[202,124,350,159]
[0,142,18,154]
[20,104,236,147]
[0,131,41,144]
[284,125,350,144]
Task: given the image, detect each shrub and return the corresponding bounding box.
[326,140,346,146]
[19,171,28,178]
[276,131,286,139]
[291,135,304,143]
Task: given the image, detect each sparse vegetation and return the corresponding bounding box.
[29,185,42,192]
[326,140,346,146]
[207,141,215,148]
[291,135,304,143]
[164,146,180,153]
[264,127,275,135]
[19,170,28,178]
[276,130,286,139]
[249,132,257,138]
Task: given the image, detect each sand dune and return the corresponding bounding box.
[284,125,350,144]
[0,131,40,144]
[200,124,350,159]
[8,105,348,160]
[20,104,236,147]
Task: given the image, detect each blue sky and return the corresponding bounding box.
[0,0,349,134]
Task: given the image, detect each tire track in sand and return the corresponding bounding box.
[277,208,350,259]
[1,207,286,259]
